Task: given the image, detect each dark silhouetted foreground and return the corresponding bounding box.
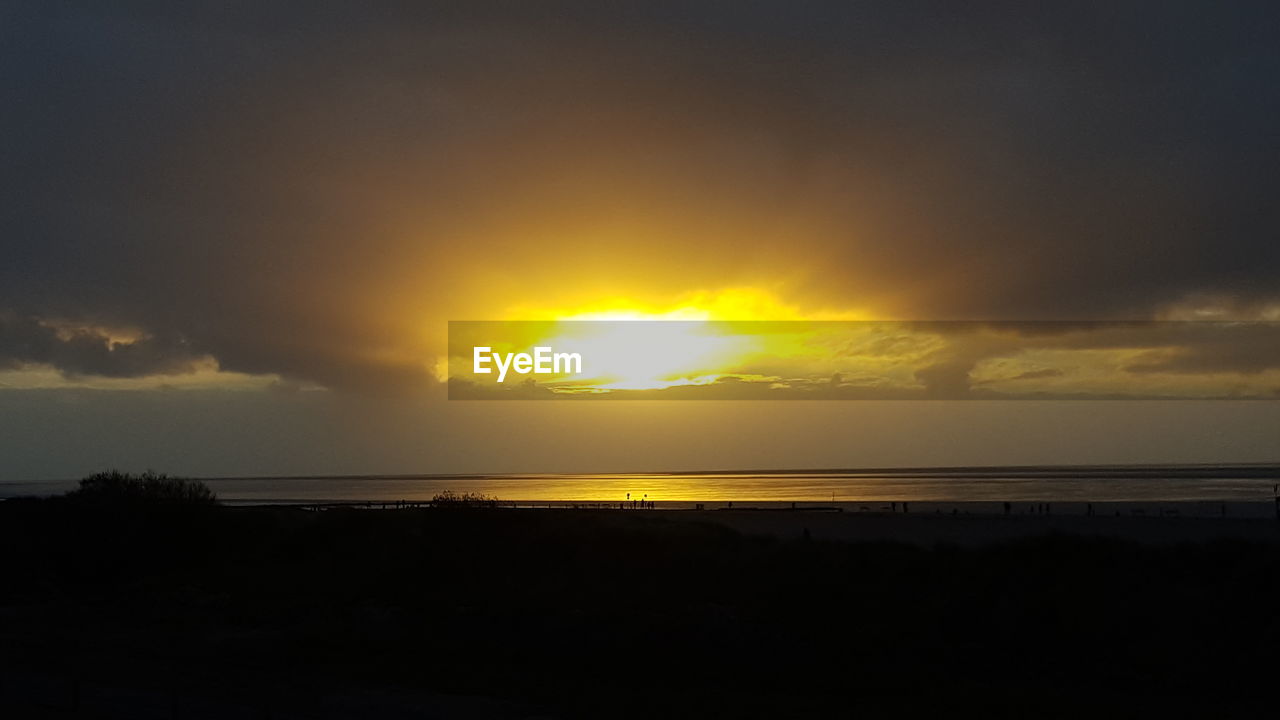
[2,495,1278,717]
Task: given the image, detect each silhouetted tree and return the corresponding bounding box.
[68,470,216,505]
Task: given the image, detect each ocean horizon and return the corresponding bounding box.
[7,464,1278,511]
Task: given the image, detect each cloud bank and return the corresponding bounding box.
[3,1,1279,390]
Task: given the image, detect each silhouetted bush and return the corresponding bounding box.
[431,490,497,507]
[68,470,217,505]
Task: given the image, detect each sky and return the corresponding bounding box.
[2,1,1278,480]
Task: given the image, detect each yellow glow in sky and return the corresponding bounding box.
[497,287,871,390]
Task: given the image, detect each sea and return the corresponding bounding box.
[3,466,1279,516]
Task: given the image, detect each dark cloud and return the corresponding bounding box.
[999,322,1280,375]
[0,312,202,378]
[984,368,1065,383]
[1123,325,1280,375]
[911,322,1280,396]
[914,360,976,399]
[3,2,1279,388]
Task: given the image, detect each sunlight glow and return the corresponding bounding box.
[496,287,870,390]
[481,287,870,391]
[511,287,871,324]
[536,321,756,390]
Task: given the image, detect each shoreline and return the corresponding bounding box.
[213,501,1280,546]
[227,498,1280,516]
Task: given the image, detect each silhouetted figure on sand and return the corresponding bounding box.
[1003,502,1011,516]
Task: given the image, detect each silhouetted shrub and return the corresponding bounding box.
[69,470,217,505]
[431,490,497,508]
